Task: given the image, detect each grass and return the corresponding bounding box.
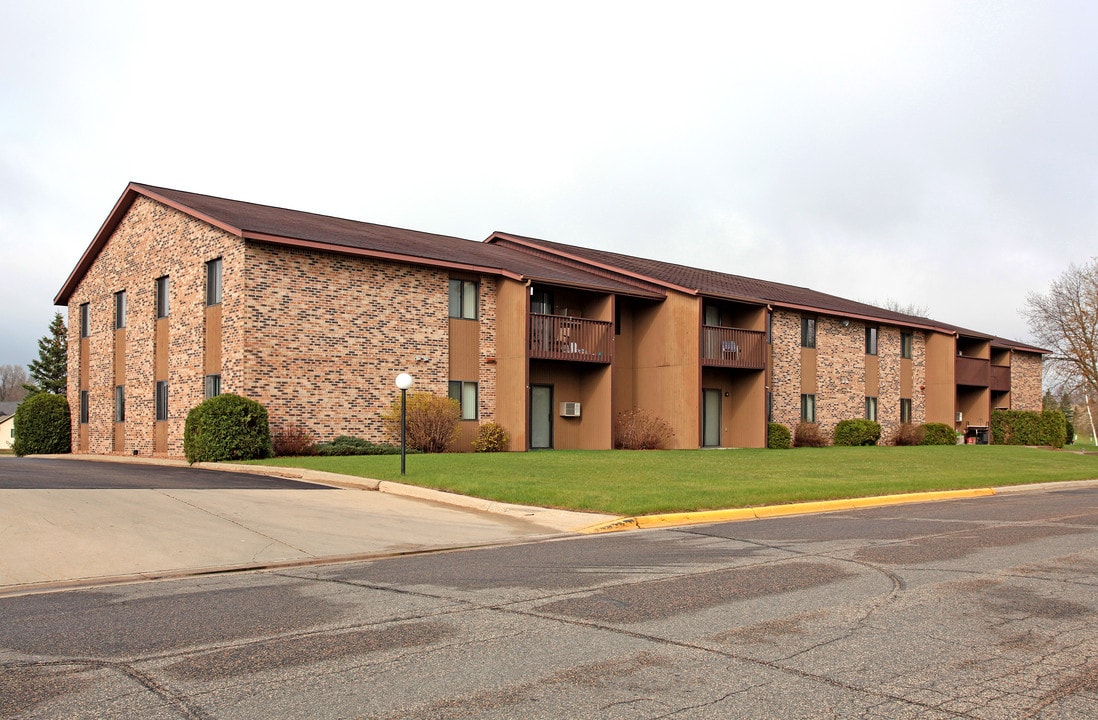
[247,445,1098,517]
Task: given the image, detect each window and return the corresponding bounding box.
[704,303,720,327]
[766,311,773,344]
[531,288,553,315]
[801,316,816,348]
[206,258,223,306]
[900,398,913,424]
[79,390,89,424]
[155,381,169,422]
[766,391,773,423]
[156,276,170,318]
[865,396,878,421]
[205,374,221,399]
[449,279,478,319]
[114,290,127,329]
[865,326,879,355]
[801,393,816,423]
[80,303,90,338]
[114,385,125,422]
[448,380,478,420]
[901,332,913,359]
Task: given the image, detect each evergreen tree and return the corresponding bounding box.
[26,312,68,395]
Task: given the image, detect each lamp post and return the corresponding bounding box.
[395,373,414,475]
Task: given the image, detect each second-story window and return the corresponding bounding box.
[801,316,816,348]
[901,332,913,359]
[866,326,879,355]
[206,258,223,306]
[80,303,90,337]
[156,276,170,318]
[704,303,720,327]
[114,290,127,329]
[531,288,553,315]
[448,279,478,320]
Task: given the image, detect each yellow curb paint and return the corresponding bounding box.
[578,488,997,534]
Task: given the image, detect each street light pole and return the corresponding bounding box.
[395,373,414,475]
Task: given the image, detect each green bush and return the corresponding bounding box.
[767,422,792,449]
[314,436,410,456]
[472,422,509,452]
[381,392,460,453]
[991,409,1067,448]
[184,394,273,463]
[832,419,882,446]
[12,392,71,456]
[920,422,957,446]
[794,422,829,447]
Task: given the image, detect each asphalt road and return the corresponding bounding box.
[3,484,1098,719]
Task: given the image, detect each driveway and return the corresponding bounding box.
[0,457,609,594]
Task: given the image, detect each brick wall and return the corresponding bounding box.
[1010,351,1044,411]
[241,241,455,445]
[815,316,866,436]
[66,196,240,456]
[769,310,802,429]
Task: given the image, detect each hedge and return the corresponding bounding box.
[920,423,957,446]
[767,422,792,449]
[991,409,1067,448]
[832,419,881,446]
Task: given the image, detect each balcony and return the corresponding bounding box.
[701,326,767,369]
[529,313,612,364]
[990,364,1011,392]
[956,355,990,387]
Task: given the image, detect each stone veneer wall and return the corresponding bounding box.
[66,196,242,456]
[769,310,802,430]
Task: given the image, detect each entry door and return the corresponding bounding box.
[703,388,721,447]
[530,385,553,449]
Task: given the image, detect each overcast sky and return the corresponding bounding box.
[2,1,1096,368]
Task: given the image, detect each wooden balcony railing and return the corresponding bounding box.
[529,314,612,363]
[956,355,990,387]
[701,327,767,369]
[990,365,1011,392]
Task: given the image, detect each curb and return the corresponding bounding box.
[576,488,998,534]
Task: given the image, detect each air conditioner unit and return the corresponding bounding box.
[560,402,581,418]
[956,411,963,422]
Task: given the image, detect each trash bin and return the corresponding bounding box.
[965,426,989,445]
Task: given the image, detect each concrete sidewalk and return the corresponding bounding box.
[0,455,614,596]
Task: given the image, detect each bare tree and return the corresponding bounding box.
[1023,258,1098,401]
[0,364,29,402]
[882,299,931,318]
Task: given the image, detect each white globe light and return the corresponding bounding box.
[395,373,414,390]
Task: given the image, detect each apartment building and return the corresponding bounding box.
[55,183,1046,456]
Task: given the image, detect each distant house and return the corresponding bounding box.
[55,182,1048,457]
[0,402,18,451]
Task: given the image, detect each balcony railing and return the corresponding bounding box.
[529,313,612,363]
[956,355,990,387]
[990,364,1011,392]
[701,326,767,369]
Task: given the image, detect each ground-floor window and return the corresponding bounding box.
[448,381,478,420]
[205,374,221,399]
[155,381,169,421]
[900,398,913,424]
[79,390,89,424]
[114,385,125,422]
[865,396,878,422]
[800,393,816,423]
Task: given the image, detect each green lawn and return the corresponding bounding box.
[247,445,1098,517]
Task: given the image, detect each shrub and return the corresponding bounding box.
[614,409,675,449]
[832,419,882,447]
[12,392,71,456]
[314,435,408,456]
[920,422,957,446]
[472,422,509,452]
[767,422,792,449]
[184,394,273,463]
[793,422,829,447]
[890,423,924,446]
[381,392,460,453]
[271,423,316,457]
[991,409,1066,448]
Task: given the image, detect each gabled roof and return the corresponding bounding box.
[55,184,663,304]
[488,232,953,334]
